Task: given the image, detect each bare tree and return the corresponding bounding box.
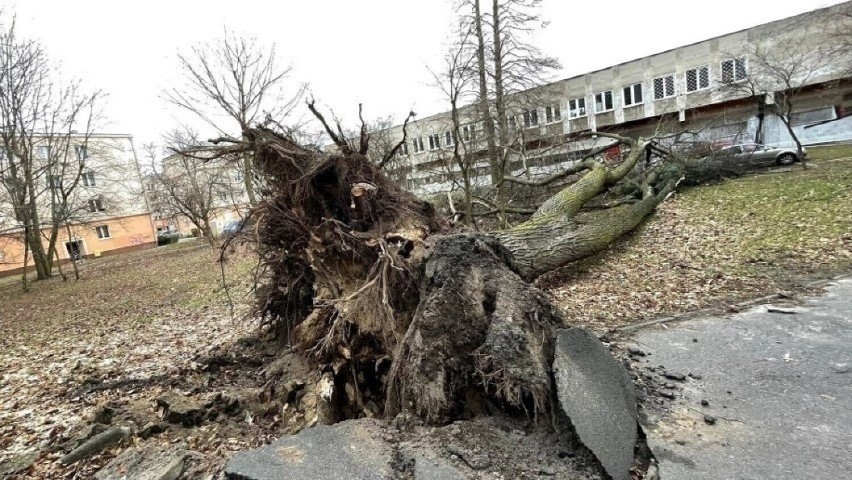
[165,30,306,206]
[725,18,848,166]
[447,0,560,223]
[0,14,104,289]
[144,131,242,246]
[429,29,478,226]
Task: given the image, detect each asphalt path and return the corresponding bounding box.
[632,278,851,479]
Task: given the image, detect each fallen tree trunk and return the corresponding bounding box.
[227,121,680,424]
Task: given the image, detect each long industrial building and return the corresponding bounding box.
[378,2,852,196]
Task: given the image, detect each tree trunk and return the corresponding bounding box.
[53,243,68,282]
[474,0,498,189]
[65,223,80,280]
[491,0,510,226]
[495,140,678,280]
[242,147,258,205]
[779,115,807,170]
[20,228,30,293]
[385,233,562,422]
[201,217,216,246]
[25,218,50,280]
[450,96,474,227]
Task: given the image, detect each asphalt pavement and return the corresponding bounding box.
[631,278,852,479]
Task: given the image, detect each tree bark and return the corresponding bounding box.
[474,0,498,189]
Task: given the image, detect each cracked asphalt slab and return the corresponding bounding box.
[631,278,851,479]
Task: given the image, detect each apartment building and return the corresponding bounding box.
[0,133,155,276]
[144,152,249,238]
[379,2,852,196]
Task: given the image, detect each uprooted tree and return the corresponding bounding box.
[213,105,682,427]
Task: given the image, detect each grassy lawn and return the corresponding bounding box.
[542,155,852,331]
[806,143,852,161]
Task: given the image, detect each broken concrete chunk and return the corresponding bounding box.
[95,446,187,480]
[138,421,168,439]
[766,306,801,314]
[663,372,687,381]
[60,425,131,465]
[552,328,638,480]
[225,420,394,479]
[446,444,492,470]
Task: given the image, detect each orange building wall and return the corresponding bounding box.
[0,213,156,276]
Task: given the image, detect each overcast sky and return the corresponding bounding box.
[7,0,845,149]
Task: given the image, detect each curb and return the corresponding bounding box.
[615,271,852,334]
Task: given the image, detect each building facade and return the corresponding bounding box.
[0,133,155,276]
[380,2,852,197]
[144,153,249,238]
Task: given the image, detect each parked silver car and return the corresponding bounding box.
[711,144,807,166]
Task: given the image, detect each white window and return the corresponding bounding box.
[508,115,517,130]
[685,65,710,92]
[594,91,613,113]
[622,83,643,107]
[82,171,96,187]
[88,197,105,212]
[721,57,747,83]
[48,175,63,190]
[399,141,409,156]
[38,146,51,159]
[412,137,425,153]
[75,145,87,160]
[428,134,441,150]
[545,105,561,123]
[96,225,111,239]
[568,98,586,118]
[461,124,477,142]
[522,109,539,128]
[444,131,454,147]
[653,75,675,100]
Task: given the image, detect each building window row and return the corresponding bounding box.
[577,57,748,115]
[37,144,90,160]
[404,56,748,154]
